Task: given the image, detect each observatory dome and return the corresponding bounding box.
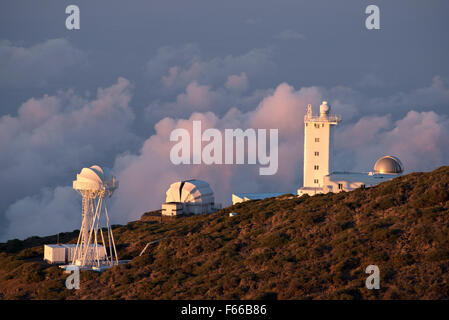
[73,165,118,192]
[165,179,214,204]
[320,101,330,115]
[374,156,404,174]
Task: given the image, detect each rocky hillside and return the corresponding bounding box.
[1,167,449,299]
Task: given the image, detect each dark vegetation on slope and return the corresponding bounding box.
[1,167,449,299]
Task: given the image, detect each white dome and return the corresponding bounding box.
[320,101,330,115]
[165,179,214,204]
[73,165,118,192]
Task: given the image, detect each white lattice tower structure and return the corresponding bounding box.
[72,165,119,268]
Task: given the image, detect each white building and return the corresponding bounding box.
[44,244,106,264]
[231,193,286,205]
[298,101,403,196]
[162,179,221,216]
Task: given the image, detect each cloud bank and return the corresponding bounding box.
[2,74,449,241]
[0,39,87,87]
[0,77,139,240]
[1,38,449,241]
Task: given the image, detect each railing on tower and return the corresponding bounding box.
[304,114,341,122]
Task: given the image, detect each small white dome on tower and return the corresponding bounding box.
[320,101,330,115]
[73,165,118,193]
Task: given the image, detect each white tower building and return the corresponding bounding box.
[298,101,341,195]
[297,101,404,196]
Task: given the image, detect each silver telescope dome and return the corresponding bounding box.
[374,156,404,174]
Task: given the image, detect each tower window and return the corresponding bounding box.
[314,151,319,156]
[314,165,319,170]
[338,183,343,190]
[315,138,320,142]
[314,123,320,128]
[314,179,319,184]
